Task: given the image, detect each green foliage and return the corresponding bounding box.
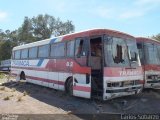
[0,14,75,61]
[18,14,75,43]
[0,41,12,60]
[152,33,160,41]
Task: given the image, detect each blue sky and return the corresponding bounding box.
[0,0,160,37]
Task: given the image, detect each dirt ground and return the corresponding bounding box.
[0,74,160,120]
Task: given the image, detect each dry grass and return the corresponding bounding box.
[23,91,28,96]
[9,95,14,97]
[11,88,16,92]
[0,86,5,91]
[17,96,23,102]
[3,96,10,100]
[0,73,5,79]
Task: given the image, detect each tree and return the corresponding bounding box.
[0,14,75,61]
[0,40,12,61]
[19,14,75,43]
[18,17,36,44]
[0,29,6,41]
[152,33,160,41]
[54,19,75,36]
[31,14,56,40]
[0,30,18,61]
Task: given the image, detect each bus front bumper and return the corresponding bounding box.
[103,85,142,100]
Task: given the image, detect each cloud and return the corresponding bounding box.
[92,0,160,20]
[93,7,115,19]
[0,11,8,22]
[119,10,144,19]
[135,0,160,5]
[120,0,160,19]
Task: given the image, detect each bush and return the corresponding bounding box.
[3,96,10,100]
[17,96,23,102]
[0,86,5,90]
[0,73,5,79]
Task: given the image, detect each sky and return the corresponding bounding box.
[0,0,160,37]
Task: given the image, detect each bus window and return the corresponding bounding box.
[126,40,140,67]
[21,49,28,59]
[75,39,86,57]
[38,45,49,58]
[15,50,21,60]
[75,38,88,66]
[144,43,160,65]
[29,47,38,59]
[157,45,160,61]
[104,37,130,67]
[67,41,74,57]
[50,42,65,57]
[137,43,144,65]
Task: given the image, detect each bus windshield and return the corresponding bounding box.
[104,36,139,67]
[144,43,160,65]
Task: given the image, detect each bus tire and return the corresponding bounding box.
[67,78,73,96]
[20,71,26,80]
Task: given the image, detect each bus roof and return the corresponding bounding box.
[136,37,160,45]
[13,28,135,51]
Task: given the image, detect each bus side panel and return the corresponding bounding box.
[48,72,59,89]
[73,74,91,99]
[58,72,72,90]
[144,65,160,89]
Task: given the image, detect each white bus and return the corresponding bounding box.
[136,37,160,89]
[0,59,11,71]
[11,29,143,100]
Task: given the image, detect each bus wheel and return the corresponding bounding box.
[20,71,26,80]
[67,78,73,96]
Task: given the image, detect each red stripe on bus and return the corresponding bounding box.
[26,75,64,85]
[143,65,160,71]
[73,85,91,92]
[104,67,143,77]
[12,66,91,74]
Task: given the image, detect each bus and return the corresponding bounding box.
[11,29,143,100]
[136,37,160,89]
[0,59,11,71]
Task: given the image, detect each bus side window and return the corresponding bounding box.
[75,39,86,57]
[137,43,144,65]
[50,42,65,57]
[38,45,49,58]
[75,38,88,66]
[15,50,21,60]
[29,47,38,59]
[21,49,28,59]
[67,40,74,57]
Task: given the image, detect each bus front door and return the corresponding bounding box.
[72,37,91,99]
